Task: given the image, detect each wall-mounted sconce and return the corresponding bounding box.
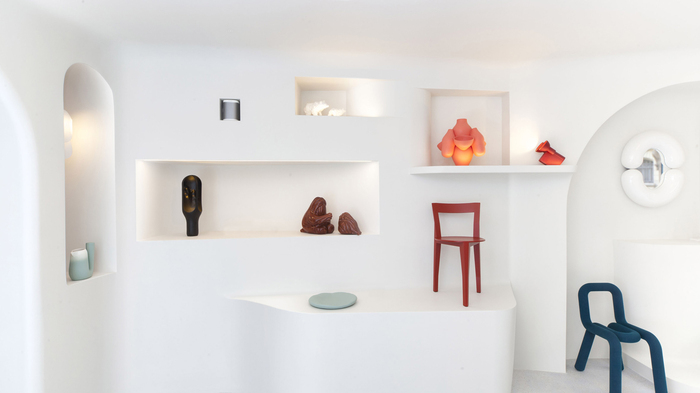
[64,110,73,159]
[536,141,565,165]
[621,131,684,207]
[220,99,240,121]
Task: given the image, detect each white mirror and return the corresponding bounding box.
[638,149,664,188]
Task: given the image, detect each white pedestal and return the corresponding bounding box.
[228,282,516,393]
[615,240,700,392]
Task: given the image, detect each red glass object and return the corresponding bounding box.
[432,203,485,307]
[536,141,565,165]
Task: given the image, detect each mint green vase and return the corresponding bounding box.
[69,242,94,281]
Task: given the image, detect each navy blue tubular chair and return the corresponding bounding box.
[575,283,667,393]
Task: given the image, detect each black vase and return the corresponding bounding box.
[182,175,202,236]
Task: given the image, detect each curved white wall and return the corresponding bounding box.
[567,81,700,359]
[0,68,42,393]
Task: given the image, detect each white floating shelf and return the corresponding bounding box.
[66,271,115,286]
[141,231,376,242]
[410,165,576,174]
[230,282,515,314]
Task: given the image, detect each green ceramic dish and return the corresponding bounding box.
[309,292,357,310]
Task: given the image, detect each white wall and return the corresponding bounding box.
[7,3,700,391]
[505,49,700,364]
[0,3,121,393]
[112,43,526,391]
[567,81,700,359]
[509,50,700,166]
[0,66,41,393]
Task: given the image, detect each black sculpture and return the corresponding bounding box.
[182,175,202,236]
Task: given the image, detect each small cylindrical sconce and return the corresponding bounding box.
[220,99,240,121]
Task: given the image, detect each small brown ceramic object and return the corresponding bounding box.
[338,212,361,235]
[300,197,334,234]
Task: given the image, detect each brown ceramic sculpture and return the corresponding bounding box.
[338,212,361,235]
[300,197,334,234]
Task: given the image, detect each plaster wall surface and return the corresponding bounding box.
[0,3,121,393]
[0,68,40,393]
[92,42,700,390]
[112,43,516,391]
[566,81,700,360]
[5,3,700,391]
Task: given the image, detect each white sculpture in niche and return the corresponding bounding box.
[304,101,329,116]
[327,108,346,116]
[621,131,684,207]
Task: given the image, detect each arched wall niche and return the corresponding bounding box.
[566,81,700,359]
[63,63,117,282]
[0,67,42,393]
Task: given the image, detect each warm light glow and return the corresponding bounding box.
[63,110,73,142]
[510,119,540,157]
[64,110,73,159]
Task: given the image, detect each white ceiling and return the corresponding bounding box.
[24,0,700,64]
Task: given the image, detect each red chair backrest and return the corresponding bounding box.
[431,203,481,239]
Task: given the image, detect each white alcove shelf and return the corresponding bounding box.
[64,63,117,283]
[410,165,576,175]
[136,160,380,241]
[425,88,510,167]
[295,76,395,117]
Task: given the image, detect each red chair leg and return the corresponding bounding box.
[460,245,470,307]
[433,242,441,292]
[474,243,481,293]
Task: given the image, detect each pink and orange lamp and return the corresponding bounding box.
[437,119,486,166]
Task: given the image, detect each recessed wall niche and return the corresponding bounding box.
[63,63,117,283]
[295,77,395,117]
[135,160,380,241]
[426,89,510,166]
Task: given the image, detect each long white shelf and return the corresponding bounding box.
[410,165,576,174]
[230,282,515,314]
[141,230,376,242]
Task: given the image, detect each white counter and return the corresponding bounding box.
[228,282,516,393]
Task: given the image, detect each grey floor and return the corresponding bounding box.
[512,359,656,393]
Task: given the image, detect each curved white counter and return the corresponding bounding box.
[228,282,516,393]
[614,240,700,393]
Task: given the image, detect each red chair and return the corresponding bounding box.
[432,203,485,307]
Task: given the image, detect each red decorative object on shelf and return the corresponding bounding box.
[536,141,565,165]
[437,118,486,166]
[338,212,362,235]
[432,202,485,307]
[300,197,334,234]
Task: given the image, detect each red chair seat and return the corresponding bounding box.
[436,236,485,245]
